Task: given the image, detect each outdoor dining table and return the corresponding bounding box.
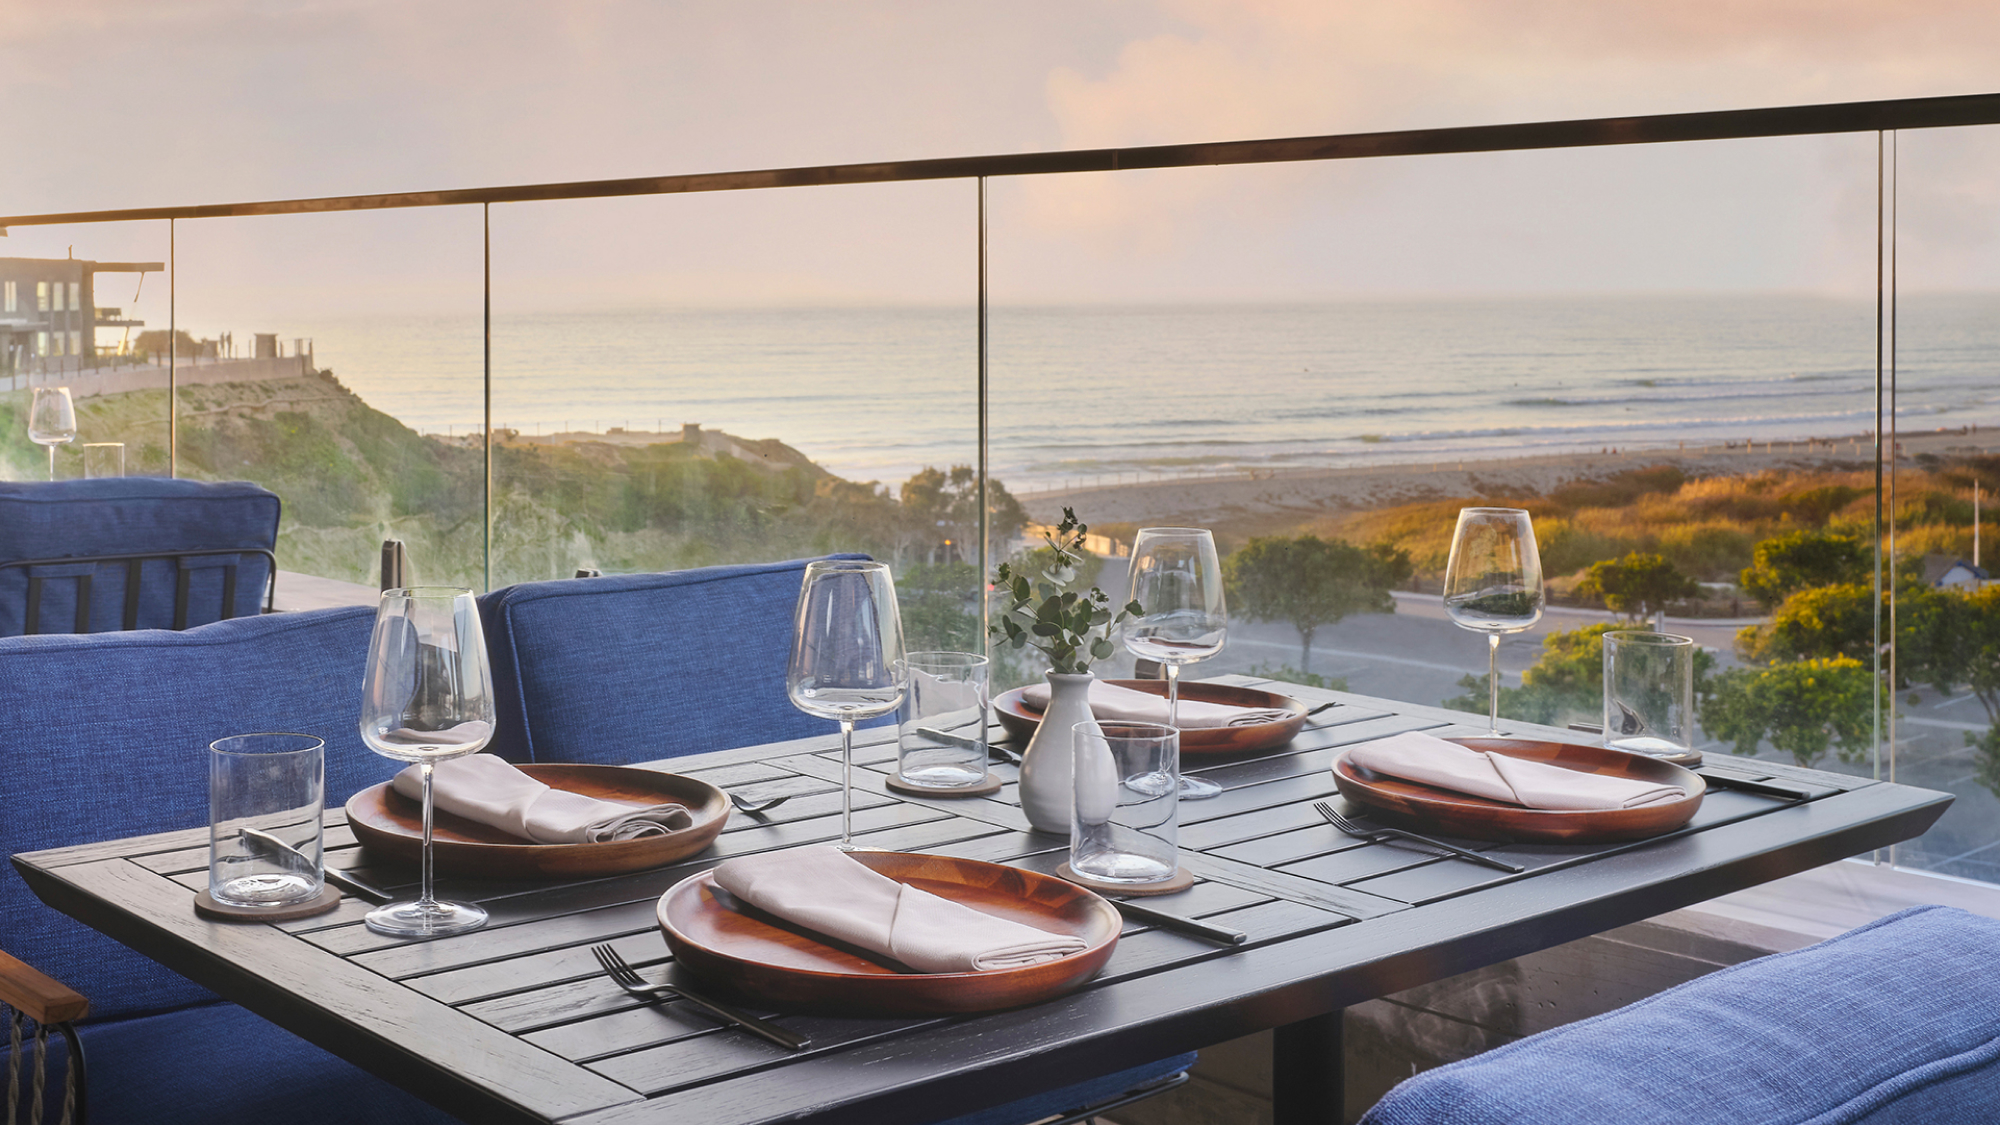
[12,678,1952,1125]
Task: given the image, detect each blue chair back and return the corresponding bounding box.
[478,556,868,765]
[0,478,281,636]
[0,606,395,1021]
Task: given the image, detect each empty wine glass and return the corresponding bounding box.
[358,587,495,937]
[1123,527,1227,800]
[28,387,76,481]
[788,560,905,849]
[1442,508,1545,736]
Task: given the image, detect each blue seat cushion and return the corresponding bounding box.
[0,607,399,1021]
[478,556,870,764]
[0,478,280,635]
[5,1001,462,1125]
[932,1052,1197,1125]
[1360,904,2000,1125]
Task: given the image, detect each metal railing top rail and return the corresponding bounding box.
[3,91,1998,229]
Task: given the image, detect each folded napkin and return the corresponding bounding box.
[712,846,1089,973]
[391,754,694,843]
[1342,731,1688,810]
[1021,680,1290,728]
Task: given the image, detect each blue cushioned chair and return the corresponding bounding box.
[0,607,460,1124]
[1360,904,2000,1125]
[0,478,281,636]
[478,555,872,763]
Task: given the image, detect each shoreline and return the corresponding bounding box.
[1018,426,2000,529]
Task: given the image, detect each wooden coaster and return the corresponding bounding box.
[194,884,343,922]
[886,771,1004,798]
[1056,862,1195,896]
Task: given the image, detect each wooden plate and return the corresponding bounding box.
[993,679,1307,756]
[1331,737,1705,843]
[656,851,1120,1016]
[346,763,729,878]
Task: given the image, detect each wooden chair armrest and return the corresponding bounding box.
[0,948,88,1025]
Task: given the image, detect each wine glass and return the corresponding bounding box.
[788,560,905,849]
[358,587,495,937]
[1122,527,1228,800]
[28,387,76,481]
[1442,508,1545,736]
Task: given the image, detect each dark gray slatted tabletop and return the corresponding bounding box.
[13,678,1952,1125]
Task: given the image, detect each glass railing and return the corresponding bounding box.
[6,91,1999,880]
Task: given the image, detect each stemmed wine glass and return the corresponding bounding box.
[1442,508,1545,736]
[28,387,76,481]
[788,560,905,849]
[1123,527,1228,800]
[358,587,495,937]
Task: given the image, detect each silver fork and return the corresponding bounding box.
[590,944,810,1050]
[1313,801,1523,874]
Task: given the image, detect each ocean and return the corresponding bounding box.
[304,295,2000,492]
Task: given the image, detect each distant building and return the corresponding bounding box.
[0,256,161,378]
[1921,554,1989,589]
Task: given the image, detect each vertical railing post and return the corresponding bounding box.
[168,216,177,478]
[483,202,493,593]
[1871,131,1885,789]
[977,177,991,658]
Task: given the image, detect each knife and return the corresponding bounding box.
[241,828,395,904]
[917,726,1020,764]
[1111,898,1247,945]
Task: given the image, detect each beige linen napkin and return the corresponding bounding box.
[1021,680,1290,728]
[712,846,1089,973]
[391,753,694,843]
[1342,731,1688,810]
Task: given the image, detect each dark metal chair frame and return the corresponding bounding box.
[2,548,277,635]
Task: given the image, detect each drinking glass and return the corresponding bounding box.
[28,387,76,481]
[82,442,124,478]
[1443,508,1545,736]
[788,560,905,849]
[208,733,325,907]
[897,651,990,788]
[358,586,495,937]
[1123,527,1227,800]
[1604,631,1699,763]
[1071,720,1181,885]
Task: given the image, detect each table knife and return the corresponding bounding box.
[241,828,394,903]
[1111,898,1247,945]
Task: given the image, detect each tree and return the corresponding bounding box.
[1225,536,1409,675]
[899,465,1028,567]
[1736,581,1876,665]
[1574,552,1700,622]
[1739,529,1870,609]
[1700,657,1873,768]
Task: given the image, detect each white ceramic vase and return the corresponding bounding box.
[1018,670,1096,835]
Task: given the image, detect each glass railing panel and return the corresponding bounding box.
[0,221,173,480]
[1880,124,2000,878]
[486,183,982,643]
[987,133,1884,728]
[170,208,486,592]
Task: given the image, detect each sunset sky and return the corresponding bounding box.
[4,0,1999,320]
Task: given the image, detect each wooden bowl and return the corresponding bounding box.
[657,851,1120,1016]
[993,679,1306,756]
[346,763,729,878]
[1331,736,1705,843]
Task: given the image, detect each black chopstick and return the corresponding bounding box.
[1111,898,1246,945]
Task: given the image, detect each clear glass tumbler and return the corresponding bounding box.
[82,442,124,478]
[208,732,325,907]
[1603,631,1698,763]
[1070,720,1181,885]
[897,651,990,788]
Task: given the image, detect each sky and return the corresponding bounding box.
[3,0,2000,324]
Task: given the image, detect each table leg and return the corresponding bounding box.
[1273,1010,1344,1125]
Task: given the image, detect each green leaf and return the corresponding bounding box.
[1031,621,1060,637]
[1091,638,1114,660]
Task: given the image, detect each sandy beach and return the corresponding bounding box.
[1017,426,2000,531]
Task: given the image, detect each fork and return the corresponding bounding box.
[590,945,809,1050]
[1314,801,1523,874]
[729,792,793,817]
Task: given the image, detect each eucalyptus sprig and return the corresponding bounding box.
[990,508,1143,675]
